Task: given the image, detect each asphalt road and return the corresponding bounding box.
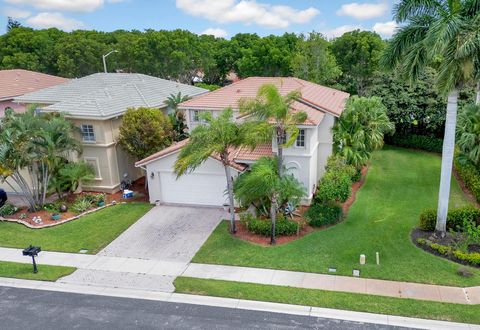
[0,286,408,330]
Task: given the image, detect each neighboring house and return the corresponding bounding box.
[9,73,207,194]
[136,77,349,207]
[0,69,68,118]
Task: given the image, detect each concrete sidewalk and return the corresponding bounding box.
[1,247,478,304]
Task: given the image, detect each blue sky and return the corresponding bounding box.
[1,0,398,38]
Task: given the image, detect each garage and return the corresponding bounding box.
[157,170,229,206]
[136,140,244,207]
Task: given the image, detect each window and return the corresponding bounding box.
[192,110,200,122]
[81,124,95,142]
[84,157,101,180]
[296,129,306,147]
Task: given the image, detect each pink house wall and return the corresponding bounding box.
[0,99,26,118]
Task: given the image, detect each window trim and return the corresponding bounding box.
[295,129,306,148]
[81,124,96,142]
[84,157,102,180]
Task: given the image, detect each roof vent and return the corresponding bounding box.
[236,89,241,93]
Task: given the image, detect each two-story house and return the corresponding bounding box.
[10,73,207,193]
[136,77,349,206]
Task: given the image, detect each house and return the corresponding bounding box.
[8,73,208,194]
[0,69,68,118]
[136,77,349,206]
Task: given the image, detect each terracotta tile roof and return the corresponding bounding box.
[234,142,274,162]
[135,139,190,167]
[0,69,68,100]
[135,138,247,171]
[179,77,349,117]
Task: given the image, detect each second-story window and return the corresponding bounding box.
[296,129,305,147]
[81,124,95,142]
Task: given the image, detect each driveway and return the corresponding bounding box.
[98,205,226,263]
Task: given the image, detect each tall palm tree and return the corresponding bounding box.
[239,84,307,176]
[382,0,479,236]
[174,108,267,234]
[165,92,192,141]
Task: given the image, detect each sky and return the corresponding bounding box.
[0,0,399,38]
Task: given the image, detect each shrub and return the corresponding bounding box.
[418,207,480,231]
[0,203,18,217]
[240,213,299,237]
[71,196,93,214]
[315,171,352,204]
[326,155,357,180]
[455,158,480,203]
[305,203,343,227]
[387,134,443,153]
[453,250,480,266]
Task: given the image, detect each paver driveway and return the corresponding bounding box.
[98,205,226,262]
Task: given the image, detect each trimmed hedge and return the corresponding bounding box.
[417,238,480,266]
[305,203,343,227]
[314,171,352,204]
[240,213,299,237]
[455,158,480,203]
[419,206,480,231]
[387,134,443,153]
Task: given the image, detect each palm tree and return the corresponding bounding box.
[239,84,307,176]
[333,96,394,168]
[457,103,480,165]
[174,108,267,234]
[0,109,81,210]
[382,0,479,236]
[165,92,192,141]
[234,156,305,244]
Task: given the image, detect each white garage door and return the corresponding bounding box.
[158,171,228,206]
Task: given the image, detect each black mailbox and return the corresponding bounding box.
[23,245,41,273]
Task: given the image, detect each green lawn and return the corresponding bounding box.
[192,147,480,286]
[0,261,76,281]
[175,277,480,324]
[0,203,152,254]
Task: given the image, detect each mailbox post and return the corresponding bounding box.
[22,245,41,274]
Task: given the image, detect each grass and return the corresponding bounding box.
[174,277,480,324]
[192,147,480,286]
[0,203,152,254]
[0,261,76,281]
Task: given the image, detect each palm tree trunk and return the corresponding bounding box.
[224,164,236,234]
[435,89,459,236]
[270,195,277,245]
[476,82,480,105]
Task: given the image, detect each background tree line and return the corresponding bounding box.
[1,24,476,141]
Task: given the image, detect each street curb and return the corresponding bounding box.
[0,277,478,330]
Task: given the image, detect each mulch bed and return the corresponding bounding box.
[411,228,479,269]
[342,166,369,215]
[233,166,369,246]
[1,177,149,228]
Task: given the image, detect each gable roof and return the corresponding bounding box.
[14,73,208,120]
[179,77,350,118]
[0,69,68,100]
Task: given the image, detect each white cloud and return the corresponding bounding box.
[201,28,228,38]
[26,12,84,31]
[372,21,398,37]
[322,25,362,39]
[337,2,388,20]
[5,0,112,13]
[3,7,31,18]
[176,0,319,29]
